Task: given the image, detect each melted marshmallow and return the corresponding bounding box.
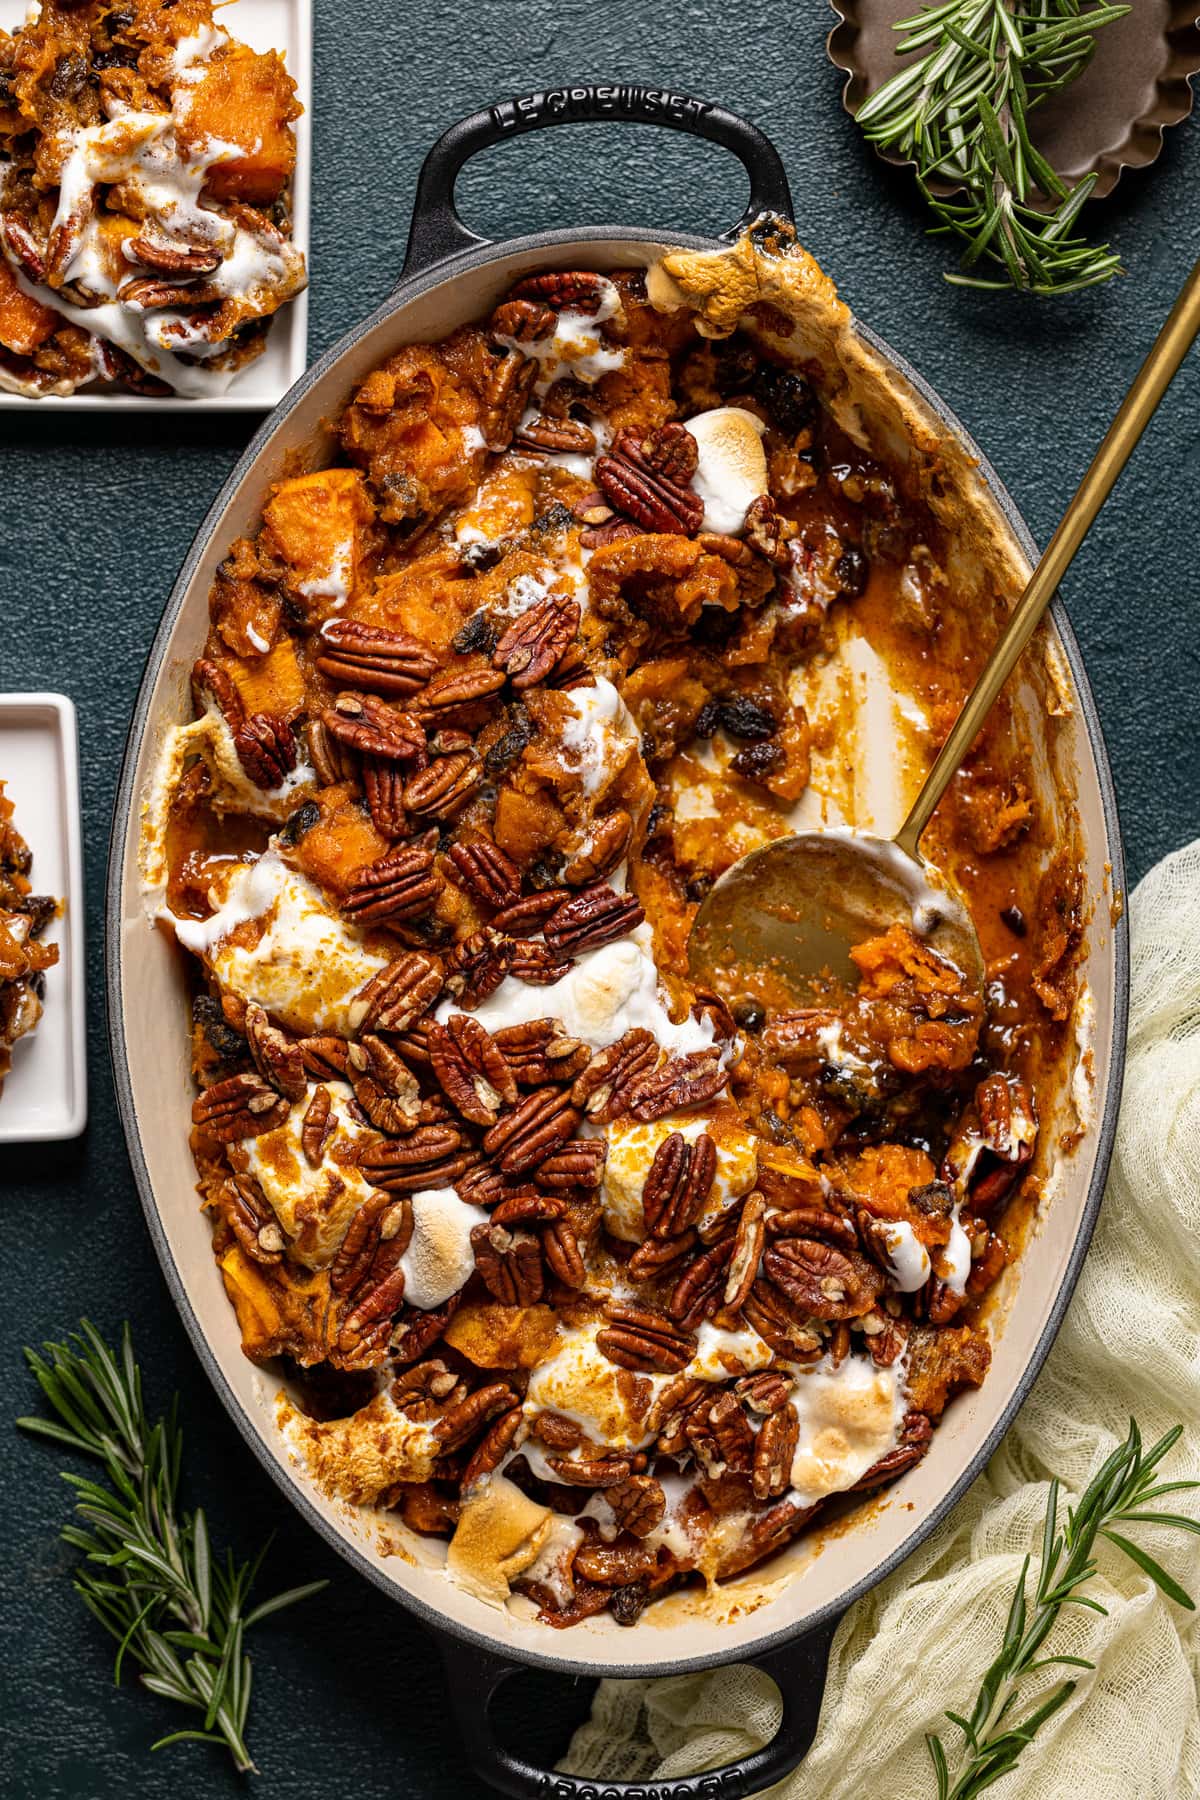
[399,1187,489,1310]
[686,406,769,534]
[880,1219,932,1293]
[561,676,641,796]
[787,1354,906,1508]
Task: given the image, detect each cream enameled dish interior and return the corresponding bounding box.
[115,233,1122,1669]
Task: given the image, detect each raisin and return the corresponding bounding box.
[528,850,565,890]
[685,874,713,903]
[610,1581,649,1627]
[484,705,534,776]
[756,367,817,438]
[16,895,57,938]
[50,54,89,99]
[192,995,245,1063]
[693,700,722,739]
[458,541,504,574]
[453,610,499,654]
[277,800,321,846]
[1000,904,1027,937]
[717,696,776,741]
[714,336,758,396]
[646,804,671,838]
[835,545,869,599]
[731,741,784,781]
[733,999,765,1032]
[761,1107,797,1146]
[532,501,576,537]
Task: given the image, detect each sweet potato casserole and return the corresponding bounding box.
[0,0,304,397]
[148,224,1087,1625]
[0,782,59,1094]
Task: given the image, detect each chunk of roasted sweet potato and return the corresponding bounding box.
[222,639,306,719]
[179,44,300,204]
[218,1244,332,1364]
[444,1302,558,1369]
[282,785,390,897]
[493,784,566,865]
[354,547,474,656]
[905,1323,991,1419]
[0,257,57,355]
[261,468,374,617]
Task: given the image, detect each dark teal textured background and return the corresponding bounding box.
[2,3,1198,1794]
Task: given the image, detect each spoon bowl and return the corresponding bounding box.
[687,828,983,1009]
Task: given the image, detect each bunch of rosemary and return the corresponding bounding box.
[855,1,1132,295]
[17,1321,326,1773]
[928,1420,1199,1796]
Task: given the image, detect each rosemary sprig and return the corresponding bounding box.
[855,1,1131,295]
[16,1320,326,1774]
[928,1419,1200,1798]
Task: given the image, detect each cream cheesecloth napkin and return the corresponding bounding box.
[563,842,1200,1798]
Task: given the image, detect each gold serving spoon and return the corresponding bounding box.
[689,256,1200,1007]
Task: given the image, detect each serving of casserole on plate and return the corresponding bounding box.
[0,0,310,408]
[137,223,1099,1630]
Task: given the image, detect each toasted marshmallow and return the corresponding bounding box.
[239,1084,373,1268]
[400,1187,489,1310]
[281,1388,438,1503]
[601,1109,758,1242]
[561,677,641,798]
[788,1355,905,1508]
[445,923,714,1059]
[686,406,769,535]
[688,1319,773,1382]
[880,1219,932,1293]
[525,1323,663,1454]
[167,852,388,1036]
[446,1476,553,1607]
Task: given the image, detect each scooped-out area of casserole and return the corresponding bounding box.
[144,219,1089,1626]
[0,0,305,397]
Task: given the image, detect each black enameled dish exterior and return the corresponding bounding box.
[106,88,1128,1799]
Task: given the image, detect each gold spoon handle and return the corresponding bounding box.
[894,254,1200,862]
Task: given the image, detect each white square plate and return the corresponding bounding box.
[0,0,311,413]
[0,694,86,1142]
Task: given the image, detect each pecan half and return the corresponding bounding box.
[571,1027,659,1122]
[470,1222,544,1305]
[724,1191,767,1309]
[507,940,573,985]
[129,228,223,277]
[852,1410,933,1492]
[494,1019,590,1087]
[489,889,571,934]
[752,1402,800,1500]
[356,1127,470,1192]
[508,270,610,313]
[432,1382,516,1451]
[492,594,581,690]
[542,1219,586,1287]
[628,1050,728,1123]
[429,1013,517,1125]
[192,657,244,727]
[444,929,513,1009]
[299,1035,352,1082]
[301,1085,335,1167]
[596,428,704,536]
[514,415,597,455]
[316,620,439,697]
[360,759,408,840]
[763,1238,884,1322]
[402,751,481,821]
[544,1455,634,1488]
[562,811,631,885]
[605,1476,666,1538]
[669,1237,735,1329]
[534,1137,607,1191]
[700,1391,755,1473]
[332,1192,412,1295]
[324,693,426,762]
[445,839,522,911]
[353,1034,421,1134]
[308,716,359,787]
[643,1131,717,1239]
[480,350,537,452]
[735,1369,793,1415]
[348,952,444,1033]
[341,848,442,926]
[462,1406,526,1489]
[628,1231,696,1282]
[491,297,556,341]
[412,664,508,719]
[483,1087,582,1174]
[390,1294,462,1361]
[641,421,699,484]
[244,1003,306,1102]
[543,884,645,958]
[192,1072,289,1142]
[225,1175,285,1265]
[596,1302,696,1374]
[766,1206,859,1253]
[742,1280,823,1361]
[233,713,297,789]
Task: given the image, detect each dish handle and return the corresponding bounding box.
[435,1608,843,1799]
[402,85,794,280]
